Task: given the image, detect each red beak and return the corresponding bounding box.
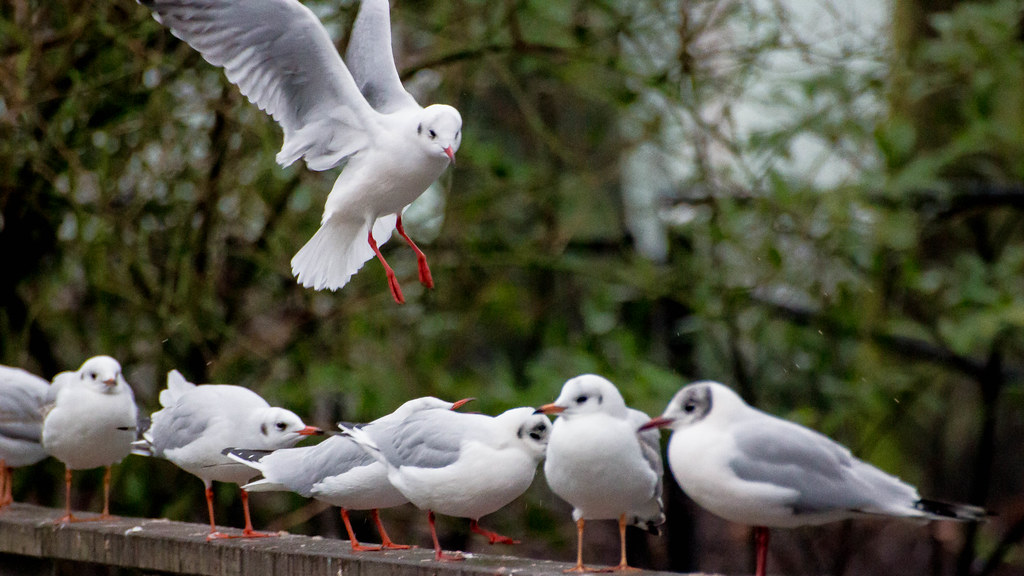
[299,426,325,436]
[637,416,674,432]
[450,398,475,411]
[534,403,565,415]
[443,146,455,165]
[103,378,117,388]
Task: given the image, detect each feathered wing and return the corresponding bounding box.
[729,415,923,518]
[345,0,419,113]
[629,408,666,532]
[141,0,377,170]
[291,213,397,291]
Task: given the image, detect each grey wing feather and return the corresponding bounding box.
[259,436,377,497]
[371,409,467,469]
[0,367,49,443]
[629,408,665,529]
[142,0,376,170]
[729,415,916,515]
[345,0,418,113]
[147,402,211,456]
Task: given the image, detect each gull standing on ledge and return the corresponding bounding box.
[343,401,550,561]
[0,365,50,508]
[225,397,465,551]
[537,374,665,573]
[640,381,987,576]
[134,370,323,540]
[141,0,462,303]
[41,356,138,523]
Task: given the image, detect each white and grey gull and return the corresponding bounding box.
[0,364,50,508]
[225,396,470,550]
[133,370,322,540]
[536,374,664,572]
[139,0,462,303]
[41,355,139,523]
[343,399,550,561]
[640,380,987,576]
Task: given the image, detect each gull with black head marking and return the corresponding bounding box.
[343,401,550,561]
[133,370,323,540]
[140,0,462,302]
[226,396,466,551]
[640,381,987,576]
[537,374,664,573]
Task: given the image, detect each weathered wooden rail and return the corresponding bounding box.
[0,504,699,576]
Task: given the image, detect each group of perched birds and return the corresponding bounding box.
[0,0,987,574]
[0,355,984,575]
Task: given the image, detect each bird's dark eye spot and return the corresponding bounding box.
[575,395,587,404]
[428,129,437,139]
[683,401,696,413]
[276,422,287,431]
[90,372,97,380]
[417,123,422,135]
[260,423,268,435]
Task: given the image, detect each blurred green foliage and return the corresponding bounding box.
[1,0,1022,574]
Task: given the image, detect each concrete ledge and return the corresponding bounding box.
[0,504,694,576]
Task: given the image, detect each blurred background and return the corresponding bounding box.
[1,0,1022,574]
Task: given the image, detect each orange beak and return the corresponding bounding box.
[103,378,117,388]
[299,426,325,436]
[444,146,455,165]
[534,403,565,415]
[637,416,674,432]
[450,397,475,411]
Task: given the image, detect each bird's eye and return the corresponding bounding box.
[428,129,437,139]
[276,422,287,431]
[683,401,696,413]
[575,395,588,404]
[90,372,97,380]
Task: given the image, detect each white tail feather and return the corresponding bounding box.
[159,370,196,408]
[291,214,397,291]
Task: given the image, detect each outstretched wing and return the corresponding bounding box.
[142,0,377,170]
[345,0,419,114]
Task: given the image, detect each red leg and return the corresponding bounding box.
[0,461,9,508]
[204,485,231,540]
[469,518,519,545]
[341,508,382,552]
[372,508,411,549]
[55,467,75,524]
[564,518,589,573]
[239,489,276,538]
[100,466,112,518]
[428,510,464,562]
[395,215,433,289]
[368,230,404,304]
[754,526,770,576]
[608,514,640,571]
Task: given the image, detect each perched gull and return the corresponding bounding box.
[537,374,664,573]
[0,365,50,508]
[640,381,987,576]
[134,370,322,540]
[344,401,550,561]
[226,397,465,551]
[141,0,462,303]
[41,355,138,523]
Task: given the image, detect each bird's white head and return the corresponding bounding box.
[417,104,462,165]
[496,407,551,460]
[76,355,127,394]
[639,381,740,432]
[536,374,629,419]
[257,407,323,448]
